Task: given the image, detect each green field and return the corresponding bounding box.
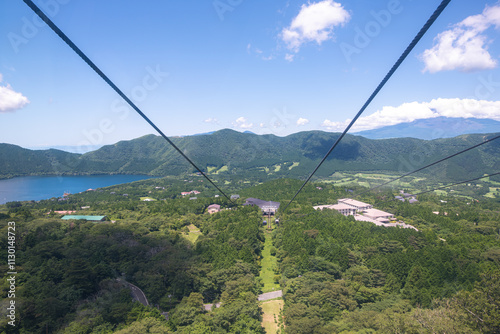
[321,172,426,191]
[182,223,202,243]
[288,162,299,170]
[434,189,448,196]
[485,187,500,198]
[260,232,280,293]
[215,165,228,174]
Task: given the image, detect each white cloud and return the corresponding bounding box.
[233,116,254,129]
[321,119,346,131]
[321,98,500,132]
[297,117,310,126]
[285,53,295,62]
[282,0,350,53]
[421,4,500,73]
[0,74,29,113]
[204,117,218,123]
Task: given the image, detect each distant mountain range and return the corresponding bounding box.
[1,129,499,182]
[353,117,500,140]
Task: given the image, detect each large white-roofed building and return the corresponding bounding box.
[337,198,372,211]
[362,208,394,222]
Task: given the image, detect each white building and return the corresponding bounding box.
[314,203,356,216]
[362,208,394,222]
[337,198,373,211]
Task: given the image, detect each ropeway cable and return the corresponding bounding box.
[22,0,234,203]
[280,0,452,215]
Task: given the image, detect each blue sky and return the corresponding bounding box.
[1,0,500,152]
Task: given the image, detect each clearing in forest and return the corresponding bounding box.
[261,299,284,334]
[182,223,202,243]
[288,162,299,170]
[260,231,280,293]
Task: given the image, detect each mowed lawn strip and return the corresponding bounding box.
[261,299,284,334]
[260,231,280,293]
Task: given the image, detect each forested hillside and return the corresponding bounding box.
[1,177,499,333]
[1,130,499,182]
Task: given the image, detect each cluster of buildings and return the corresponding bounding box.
[395,190,418,203]
[314,198,417,230]
[206,197,281,218]
[181,190,201,196]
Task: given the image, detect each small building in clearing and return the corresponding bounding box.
[207,204,221,214]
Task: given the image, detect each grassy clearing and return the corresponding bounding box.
[434,190,448,196]
[357,181,370,188]
[485,187,499,198]
[140,197,156,201]
[207,166,217,172]
[274,164,281,172]
[288,162,299,170]
[260,232,280,293]
[214,165,228,174]
[182,223,202,243]
[354,173,392,179]
[259,167,270,173]
[261,299,284,334]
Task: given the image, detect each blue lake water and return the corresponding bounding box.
[0,175,157,204]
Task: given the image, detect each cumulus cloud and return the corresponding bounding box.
[297,117,310,126]
[282,0,350,53]
[0,74,30,112]
[285,54,295,62]
[233,116,253,129]
[421,4,500,73]
[321,98,500,132]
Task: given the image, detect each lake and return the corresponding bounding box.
[0,175,157,204]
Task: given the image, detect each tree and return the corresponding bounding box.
[403,265,431,307]
[453,270,500,333]
[114,317,172,334]
[169,293,206,328]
